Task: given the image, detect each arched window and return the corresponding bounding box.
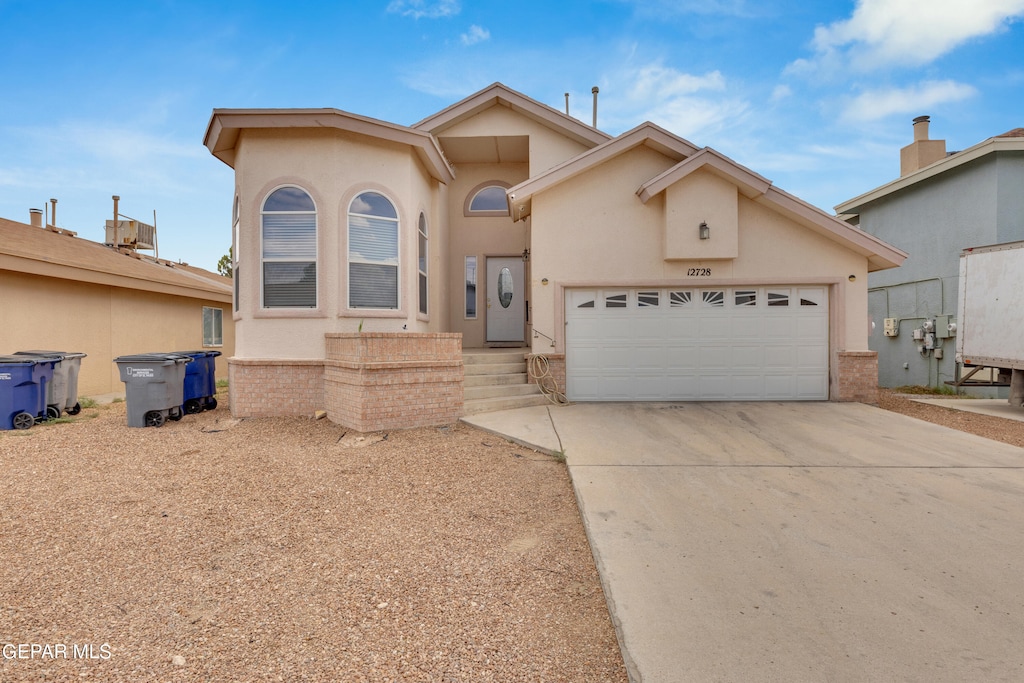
[349,191,399,309]
[465,182,511,216]
[261,186,317,308]
[418,212,428,315]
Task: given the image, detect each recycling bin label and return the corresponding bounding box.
[126,367,154,378]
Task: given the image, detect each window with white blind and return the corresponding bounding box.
[349,191,399,309]
[261,186,317,308]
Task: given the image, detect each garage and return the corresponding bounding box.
[565,286,829,401]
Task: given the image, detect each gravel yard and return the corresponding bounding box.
[0,395,627,682]
[878,388,1024,447]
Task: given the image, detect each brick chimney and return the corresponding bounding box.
[900,116,946,176]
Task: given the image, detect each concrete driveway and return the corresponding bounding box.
[464,402,1024,682]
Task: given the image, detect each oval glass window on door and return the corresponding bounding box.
[497,267,514,308]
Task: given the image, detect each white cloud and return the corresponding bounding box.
[841,80,977,122]
[460,25,490,46]
[796,0,1024,73]
[386,0,460,19]
[770,84,792,103]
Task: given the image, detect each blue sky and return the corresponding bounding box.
[2,0,1023,272]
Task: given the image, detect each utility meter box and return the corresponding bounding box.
[883,318,898,337]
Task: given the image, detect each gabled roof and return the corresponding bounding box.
[637,147,772,203]
[507,121,700,218]
[836,129,1024,216]
[0,217,231,301]
[412,82,611,149]
[204,108,455,184]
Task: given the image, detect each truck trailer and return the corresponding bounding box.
[956,240,1024,406]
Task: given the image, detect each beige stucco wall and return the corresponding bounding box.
[528,144,870,355]
[0,270,234,397]
[233,128,448,359]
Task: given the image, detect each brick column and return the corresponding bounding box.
[835,351,879,404]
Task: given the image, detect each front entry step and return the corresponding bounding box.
[462,349,550,415]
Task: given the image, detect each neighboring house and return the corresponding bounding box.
[836,118,1024,390]
[0,213,234,397]
[204,82,905,431]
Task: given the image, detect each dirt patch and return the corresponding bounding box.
[0,397,627,682]
[878,388,1024,448]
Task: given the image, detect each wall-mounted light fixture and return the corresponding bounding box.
[541,278,549,285]
[522,249,530,262]
[699,221,710,240]
[848,274,856,282]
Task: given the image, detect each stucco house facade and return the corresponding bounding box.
[0,214,234,397]
[204,83,905,431]
[836,118,1024,390]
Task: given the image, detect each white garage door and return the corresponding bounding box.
[565,286,829,401]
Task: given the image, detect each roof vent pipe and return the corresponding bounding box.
[565,92,570,116]
[592,86,599,128]
[29,208,43,228]
[49,198,57,228]
[113,195,120,227]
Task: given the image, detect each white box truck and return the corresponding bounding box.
[956,240,1024,406]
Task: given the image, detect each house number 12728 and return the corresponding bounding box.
[687,268,711,277]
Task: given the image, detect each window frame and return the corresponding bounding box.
[463,180,512,217]
[465,256,478,319]
[203,306,223,347]
[260,185,318,310]
[417,212,428,317]
[348,190,400,311]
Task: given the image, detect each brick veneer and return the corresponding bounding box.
[228,358,325,417]
[324,333,463,432]
[836,351,879,404]
[526,353,566,397]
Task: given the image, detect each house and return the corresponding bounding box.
[204,83,905,431]
[836,118,1024,390]
[0,211,234,397]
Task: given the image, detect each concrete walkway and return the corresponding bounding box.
[463,402,1024,682]
[910,397,1024,423]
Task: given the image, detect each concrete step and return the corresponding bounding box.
[463,350,526,365]
[462,393,552,415]
[464,362,527,376]
[464,372,528,387]
[465,383,543,401]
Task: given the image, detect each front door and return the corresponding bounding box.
[486,257,525,343]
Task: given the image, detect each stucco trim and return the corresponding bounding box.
[204,108,455,184]
[637,147,772,203]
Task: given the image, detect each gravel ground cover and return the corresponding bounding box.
[0,395,627,682]
[878,388,1024,447]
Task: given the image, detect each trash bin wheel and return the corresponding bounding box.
[207,397,218,411]
[144,410,166,428]
[168,407,183,422]
[12,412,34,430]
[184,399,204,414]
[46,405,61,420]
[67,402,82,416]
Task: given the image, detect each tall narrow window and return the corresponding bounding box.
[418,212,428,315]
[261,186,316,308]
[232,195,240,312]
[465,256,477,318]
[349,191,399,309]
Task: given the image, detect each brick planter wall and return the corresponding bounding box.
[228,358,325,417]
[324,333,463,432]
[836,351,879,404]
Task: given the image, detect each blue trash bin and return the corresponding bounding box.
[0,355,56,430]
[14,350,87,416]
[176,350,222,414]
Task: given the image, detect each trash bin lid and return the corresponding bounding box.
[15,350,87,359]
[114,353,192,364]
[0,354,41,365]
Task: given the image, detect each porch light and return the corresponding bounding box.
[699,221,710,240]
[522,249,530,262]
